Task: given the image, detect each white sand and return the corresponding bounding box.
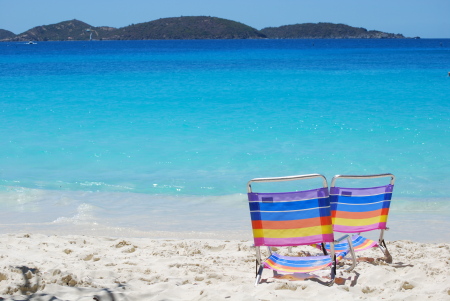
[0,233,449,300]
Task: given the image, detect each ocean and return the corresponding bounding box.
[0,39,449,242]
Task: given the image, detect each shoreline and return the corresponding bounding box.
[0,233,449,300]
[1,186,449,244]
[1,209,450,244]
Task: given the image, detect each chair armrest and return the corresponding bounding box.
[334,234,350,243]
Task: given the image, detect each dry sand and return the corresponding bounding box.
[0,233,449,300]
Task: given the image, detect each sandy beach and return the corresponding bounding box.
[0,233,449,300]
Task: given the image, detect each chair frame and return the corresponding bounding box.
[248,174,356,286]
[330,173,395,263]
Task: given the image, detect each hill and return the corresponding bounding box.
[8,19,116,41]
[108,16,265,40]
[0,29,15,40]
[260,22,405,39]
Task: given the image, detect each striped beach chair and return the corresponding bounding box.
[318,174,395,263]
[247,174,356,286]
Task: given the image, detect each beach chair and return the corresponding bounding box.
[247,174,356,286]
[318,174,395,263]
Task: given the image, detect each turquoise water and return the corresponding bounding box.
[0,39,449,241]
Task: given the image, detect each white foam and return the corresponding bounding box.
[52,203,97,225]
[0,185,448,242]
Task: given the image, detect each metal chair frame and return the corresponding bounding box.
[248,174,356,286]
[330,173,395,263]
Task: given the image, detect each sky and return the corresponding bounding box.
[1,0,449,38]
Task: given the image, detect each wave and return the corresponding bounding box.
[0,185,449,242]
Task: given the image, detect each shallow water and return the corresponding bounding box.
[0,39,449,242]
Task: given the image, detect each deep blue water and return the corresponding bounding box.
[0,39,449,241]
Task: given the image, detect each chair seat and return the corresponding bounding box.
[320,235,377,253]
[264,250,349,274]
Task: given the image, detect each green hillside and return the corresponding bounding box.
[0,29,16,40]
[108,16,265,40]
[1,18,409,41]
[261,22,405,39]
[11,19,116,41]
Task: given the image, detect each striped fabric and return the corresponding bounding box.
[330,185,393,233]
[264,250,349,273]
[248,188,334,247]
[317,235,378,253]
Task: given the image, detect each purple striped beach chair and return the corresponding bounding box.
[247,174,356,286]
[317,174,395,263]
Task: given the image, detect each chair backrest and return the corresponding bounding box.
[330,174,395,233]
[247,174,334,247]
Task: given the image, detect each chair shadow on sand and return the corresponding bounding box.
[265,270,361,287]
[266,255,414,287]
[334,257,415,286]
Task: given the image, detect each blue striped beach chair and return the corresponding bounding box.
[247,174,356,286]
[317,174,395,263]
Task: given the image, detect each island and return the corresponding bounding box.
[260,22,405,39]
[0,17,409,42]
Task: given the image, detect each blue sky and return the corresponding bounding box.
[1,0,449,38]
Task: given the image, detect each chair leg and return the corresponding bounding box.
[326,256,337,287]
[345,236,357,272]
[255,264,264,286]
[379,240,392,263]
[321,242,328,255]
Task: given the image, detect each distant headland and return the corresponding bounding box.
[0,17,410,42]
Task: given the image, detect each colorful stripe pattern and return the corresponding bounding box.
[330,185,393,233]
[316,234,378,253]
[248,188,334,247]
[264,250,349,273]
